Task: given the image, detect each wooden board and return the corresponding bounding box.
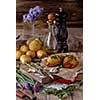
[20,64,52,84]
[17,90,83,100]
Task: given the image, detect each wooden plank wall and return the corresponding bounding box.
[16,0,83,28]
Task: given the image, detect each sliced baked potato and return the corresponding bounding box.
[63,55,79,68]
[46,54,62,67]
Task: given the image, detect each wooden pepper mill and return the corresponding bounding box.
[55,7,68,53]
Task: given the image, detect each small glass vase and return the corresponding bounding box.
[22,22,35,40]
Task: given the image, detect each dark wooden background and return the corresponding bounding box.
[16,0,83,28]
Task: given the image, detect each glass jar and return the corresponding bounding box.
[44,21,57,53]
[22,22,35,40]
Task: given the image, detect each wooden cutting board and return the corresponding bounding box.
[20,64,52,84]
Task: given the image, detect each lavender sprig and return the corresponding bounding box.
[23,6,43,23]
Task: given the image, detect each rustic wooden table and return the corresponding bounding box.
[16,86,83,100]
[16,52,83,100]
[16,28,83,100]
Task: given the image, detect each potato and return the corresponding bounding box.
[46,54,61,67]
[20,45,28,53]
[16,50,23,60]
[37,50,47,58]
[34,38,43,46]
[26,50,36,58]
[29,40,42,51]
[58,54,65,60]
[20,54,31,64]
[26,39,33,46]
[63,55,79,68]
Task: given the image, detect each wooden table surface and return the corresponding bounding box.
[16,28,83,100]
[16,86,83,100]
[16,52,83,100]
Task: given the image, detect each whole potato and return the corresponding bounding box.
[37,50,47,58]
[20,45,28,53]
[29,40,42,51]
[26,39,33,46]
[26,50,36,58]
[34,38,43,46]
[20,54,31,64]
[16,50,23,60]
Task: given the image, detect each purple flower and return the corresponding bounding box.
[24,14,33,22]
[29,8,33,14]
[23,82,32,90]
[32,82,42,93]
[23,6,44,22]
